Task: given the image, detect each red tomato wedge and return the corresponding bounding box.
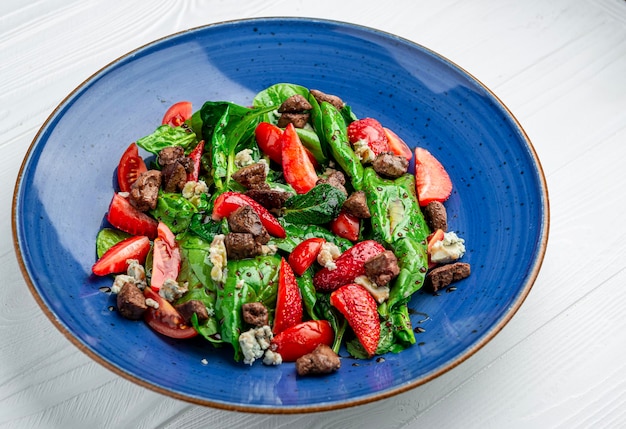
[347,118,390,156]
[106,193,159,239]
[270,320,334,362]
[273,258,303,334]
[162,101,192,127]
[92,235,150,276]
[186,140,204,182]
[331,283,380,358]
[281,123,318,194]
[143,288,198,339]
[211,192,286,238]
[117,142,147,192]
[414,147,453,206]
[288,237,326,276]
[150,223,181,291]
[383,127,413,161]
[330,211,360,242]
[255,122,283,164]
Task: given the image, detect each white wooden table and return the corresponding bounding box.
[2,1,626,427]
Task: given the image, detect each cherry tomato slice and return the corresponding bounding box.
[330,211,360,242]
[270,320,334,362]
[255,122,283,164]
[143,288,197,339]
[150,223,181,291]
[117,142,147,192]
[162,101,192,127]
[92,235,150,276]
[186,140,204,182]
[383,127,413,161]
[288,237,326,276]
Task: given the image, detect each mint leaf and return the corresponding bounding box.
[282,184,346,225]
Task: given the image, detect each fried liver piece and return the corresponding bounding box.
[224,232,262,260]
[242,302,269,327]
[232,162,267,190]
[295,344,341,376]
[372,152,409,178]
[364,250,400,287]
[117,282,147,320]
[426,262,471,292]
[316,169,347,196]
[278,94,313,113]
[161,161,188,193]
[227,205,270,245]
[423,201,448,232]
[278,112,310,128]
[310,89,344,111]
[244,188,293,211]
[174,300,209,324]
[342,191,371,218]
[129,170,161,211]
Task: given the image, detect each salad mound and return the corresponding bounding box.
[93,83,470,376]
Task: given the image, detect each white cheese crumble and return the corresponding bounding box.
[234,149,255,168]
[317,242,342,270]
[263,349,283,366]
[258,158,270,176]
[354,275,390,304]
[182,180,209,206]
[111,259,147,294]
[159,278,188,302]
[430,231,466,264]
[352,139,376,164]
[111,274,134,294]
[145,298,159,309]
[260,244,278,256]
[239,325,275,366]
[209,234,227,283]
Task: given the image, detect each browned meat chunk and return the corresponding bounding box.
[278,112,310,128]
[158,146,185,167]
[244,188,292,210]
[310,89,344,111]
[423,201,448,232]
[372,152,409,178]
[224,233,261,260]
[161,161,188,193]
[241,302,269,327]
[117,282,147,320]
[364,250,400,287]
[342,191,371,218]
[232,162,267,190]
[175,300,209,324]
[316,169,347,196]
[129,170,161,211]
[227,205,270,245]
[278,94,313,113]
[295,344,341,376]
[426,262,471,292]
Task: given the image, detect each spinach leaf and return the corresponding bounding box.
[215,255,281,361]
[282,184,346,225]
[296,269,319,321]
[363,167,430,244]
[253,83,310,110]
[188,214,224,243]
[136,125,197,155]
[150,192,198,234]
[314,293,347,354]
[295,127,327,164]
[95,228,131,258]
[386,236,428,310]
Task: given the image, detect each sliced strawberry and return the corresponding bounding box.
[383,127,413,161]
[211,191,286,238]
[186,140,204,182]
[106,193,159,239]
[273,258,303,334]
[281,123,318,194]
[330,283,380,357]
[414,147,453,206]
[92,235,150,276]
[255,122,283,164]
[347,118,390,156]
[313,240,385,292]
[270,320,334,362]
[427,228,445,269]
[329,210,360,242]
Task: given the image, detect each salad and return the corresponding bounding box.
[92,83,470,376]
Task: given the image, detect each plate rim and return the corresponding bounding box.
[11,16,550,414]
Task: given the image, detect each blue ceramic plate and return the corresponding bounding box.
[13,18,548,413]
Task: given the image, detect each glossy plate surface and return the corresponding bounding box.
[13,18,548,413]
